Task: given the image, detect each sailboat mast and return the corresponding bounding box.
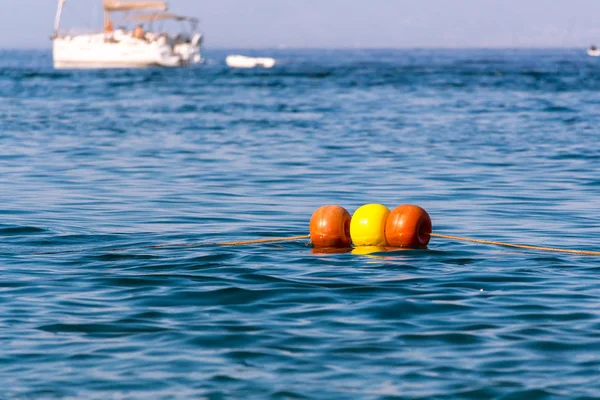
[53,0,66,33]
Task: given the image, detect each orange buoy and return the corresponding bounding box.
[309,205,352,248]
[385,204,432,248]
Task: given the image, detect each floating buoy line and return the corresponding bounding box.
[117,203,599,256]
[32,203,600,256]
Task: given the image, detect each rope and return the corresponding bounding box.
[215,235,310,247]
[43,235,312,254]
[178,233,599,256]
[147,235,311,249]
[33,233,598,256]
[429,233,600,256]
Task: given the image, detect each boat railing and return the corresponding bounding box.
[53,27,99,38]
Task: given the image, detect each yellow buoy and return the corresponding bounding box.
[350,204,390,246]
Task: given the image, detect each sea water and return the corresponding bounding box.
[1,49,599,398]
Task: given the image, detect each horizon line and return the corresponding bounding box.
[0,45,592,51]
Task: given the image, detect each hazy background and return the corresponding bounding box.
[1,0,600,48]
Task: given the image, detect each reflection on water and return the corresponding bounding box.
[311,246,352,255]
[351,245,388,256]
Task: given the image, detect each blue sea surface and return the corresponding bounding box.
[1,48,600,399]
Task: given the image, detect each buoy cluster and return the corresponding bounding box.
[310,204,432,250]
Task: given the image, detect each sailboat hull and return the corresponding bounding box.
[53,34,200,69]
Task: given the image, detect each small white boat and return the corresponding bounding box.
[225,55,276,69]
[587,45,600,57]
[52,0,203,69]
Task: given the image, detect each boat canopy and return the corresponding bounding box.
[124,13,198,23]
[103,0,168,12]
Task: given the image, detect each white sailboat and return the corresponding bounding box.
[52,0,203,69]
[587,45,600,57]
